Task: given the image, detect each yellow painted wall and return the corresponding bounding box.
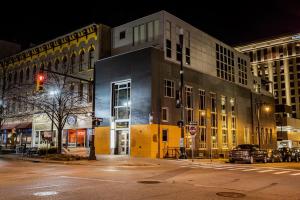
[95,126,110,154]
[94,124,182,158]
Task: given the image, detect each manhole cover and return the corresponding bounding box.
[216,192,246,198]
[137,180,161,184]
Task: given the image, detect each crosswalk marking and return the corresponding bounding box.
[274,171,291,175]
[258,169,275,173]
[290,172,300,176]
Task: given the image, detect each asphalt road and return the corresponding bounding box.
[1,158,300,200]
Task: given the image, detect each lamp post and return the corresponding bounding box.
[89,65,96,160]
[178,28,186,159]
[49,90,59,150]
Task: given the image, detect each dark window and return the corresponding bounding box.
[26,68,29,80]
[292,97,296,103]
[162,129,168,142]
[19,70,23,84]
[274,83,278,89]
[186,48,190,65]
[291,89,295,95]
[282,91,286,96]
[33,65,37,79]
[257,50,261,61]
[88,47,95,69]
[55,59,59,70]
[290,74,294,80]
[119,31,126,40]
[166,39,171,58]
[290,82,295,88]
[13,71,17,84]
[47,62,52,71]
[79,50,84,71]
[272,47,277,58]
[70,53,76,73]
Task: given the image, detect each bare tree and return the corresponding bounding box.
[18,66,90,154]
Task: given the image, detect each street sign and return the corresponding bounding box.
[189,122,198,135]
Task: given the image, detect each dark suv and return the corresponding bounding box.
[229,144,268,164]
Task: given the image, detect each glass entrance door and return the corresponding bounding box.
[117,130,129,155]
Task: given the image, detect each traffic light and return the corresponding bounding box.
[36,73,45,92]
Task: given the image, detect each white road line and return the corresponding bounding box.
[242,168,259,171]
[258,169,275,173]
[290,172,300,176]
[60,176,125,183]
[273,171,291,175]
[25,184,61,190]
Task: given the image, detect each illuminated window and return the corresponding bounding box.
[216,43,235,82]
[238,57,248,85]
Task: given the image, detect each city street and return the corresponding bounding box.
[1,158,300,199]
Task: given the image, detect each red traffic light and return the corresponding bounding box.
[38,74,45,81]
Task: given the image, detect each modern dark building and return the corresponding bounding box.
[94,11,276,158]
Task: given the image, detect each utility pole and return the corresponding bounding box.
[179,28,186,159]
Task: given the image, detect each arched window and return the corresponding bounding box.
[33,65,37,79]
[47,62,52,71]
[62,56,67,70]
[55,59,59,70]
[88,47,95,69]
[40,63,45,71]
[70,53,76,74]
[8,73,12,83]
[13,71,17,84]
[19,70,23,84]
[79,50,84,72]
[26,68,30,80]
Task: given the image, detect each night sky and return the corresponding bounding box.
[1,0,300,48]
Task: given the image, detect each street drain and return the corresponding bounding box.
[216,192,246,198]
[138,180,161,184]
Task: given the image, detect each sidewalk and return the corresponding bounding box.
[0,153,228,166]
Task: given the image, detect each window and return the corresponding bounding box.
[26,68,29,80]
[176,26,182,62]
[232,116,237,147]
[230,98,235,113]
[62,56,67,71]
[140,24,146,42]
[162,107,168,122]
[79,50,84,72]
[199,90,205,110]
[32,65,37,80]
[269,129,272,144]
[257,50,261,61]
[211,93,217,148]
[288,43,293,56]
[216,43,235,82]
[133,26,139,45]
[221,96,226,113]
[147,22,153,41]
[199,127,206,148]
[55,59,59,70]
[154,20,159,38]
[19,70,23,84]
[40,63,44,71]
[112,81,131,120]
[185,31,190,65]
[119,31,126,40]
[238,57,248,85]
[164,80,175,97]
[78,82,83,100]
[70,53,76,73]
[162,129,168,142]
[47,62,52,71]
[88,47,95,69]
[13,71,17,84]
[165,21,172,58]
[272,47,277,59]
[185,86,193,123]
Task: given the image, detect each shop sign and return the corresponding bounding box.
[67,115,77,125]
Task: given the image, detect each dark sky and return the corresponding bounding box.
[1,0,300,48]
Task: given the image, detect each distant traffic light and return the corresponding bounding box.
[36,73,45,91]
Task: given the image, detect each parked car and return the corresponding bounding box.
[229,144,268,164]
[278,147,292,162]
[267,149,283,163]
[291,147,300,162]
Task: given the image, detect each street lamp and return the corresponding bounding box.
[211,135,216,162]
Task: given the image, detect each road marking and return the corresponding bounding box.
[258,169,275,173]
[26,184,61,190]
[33,191,58,197]
[273,171,291,175]
[290,172,300,176]
[228,167,246,171]
[242,168,259,171]
[60,176,125,183]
